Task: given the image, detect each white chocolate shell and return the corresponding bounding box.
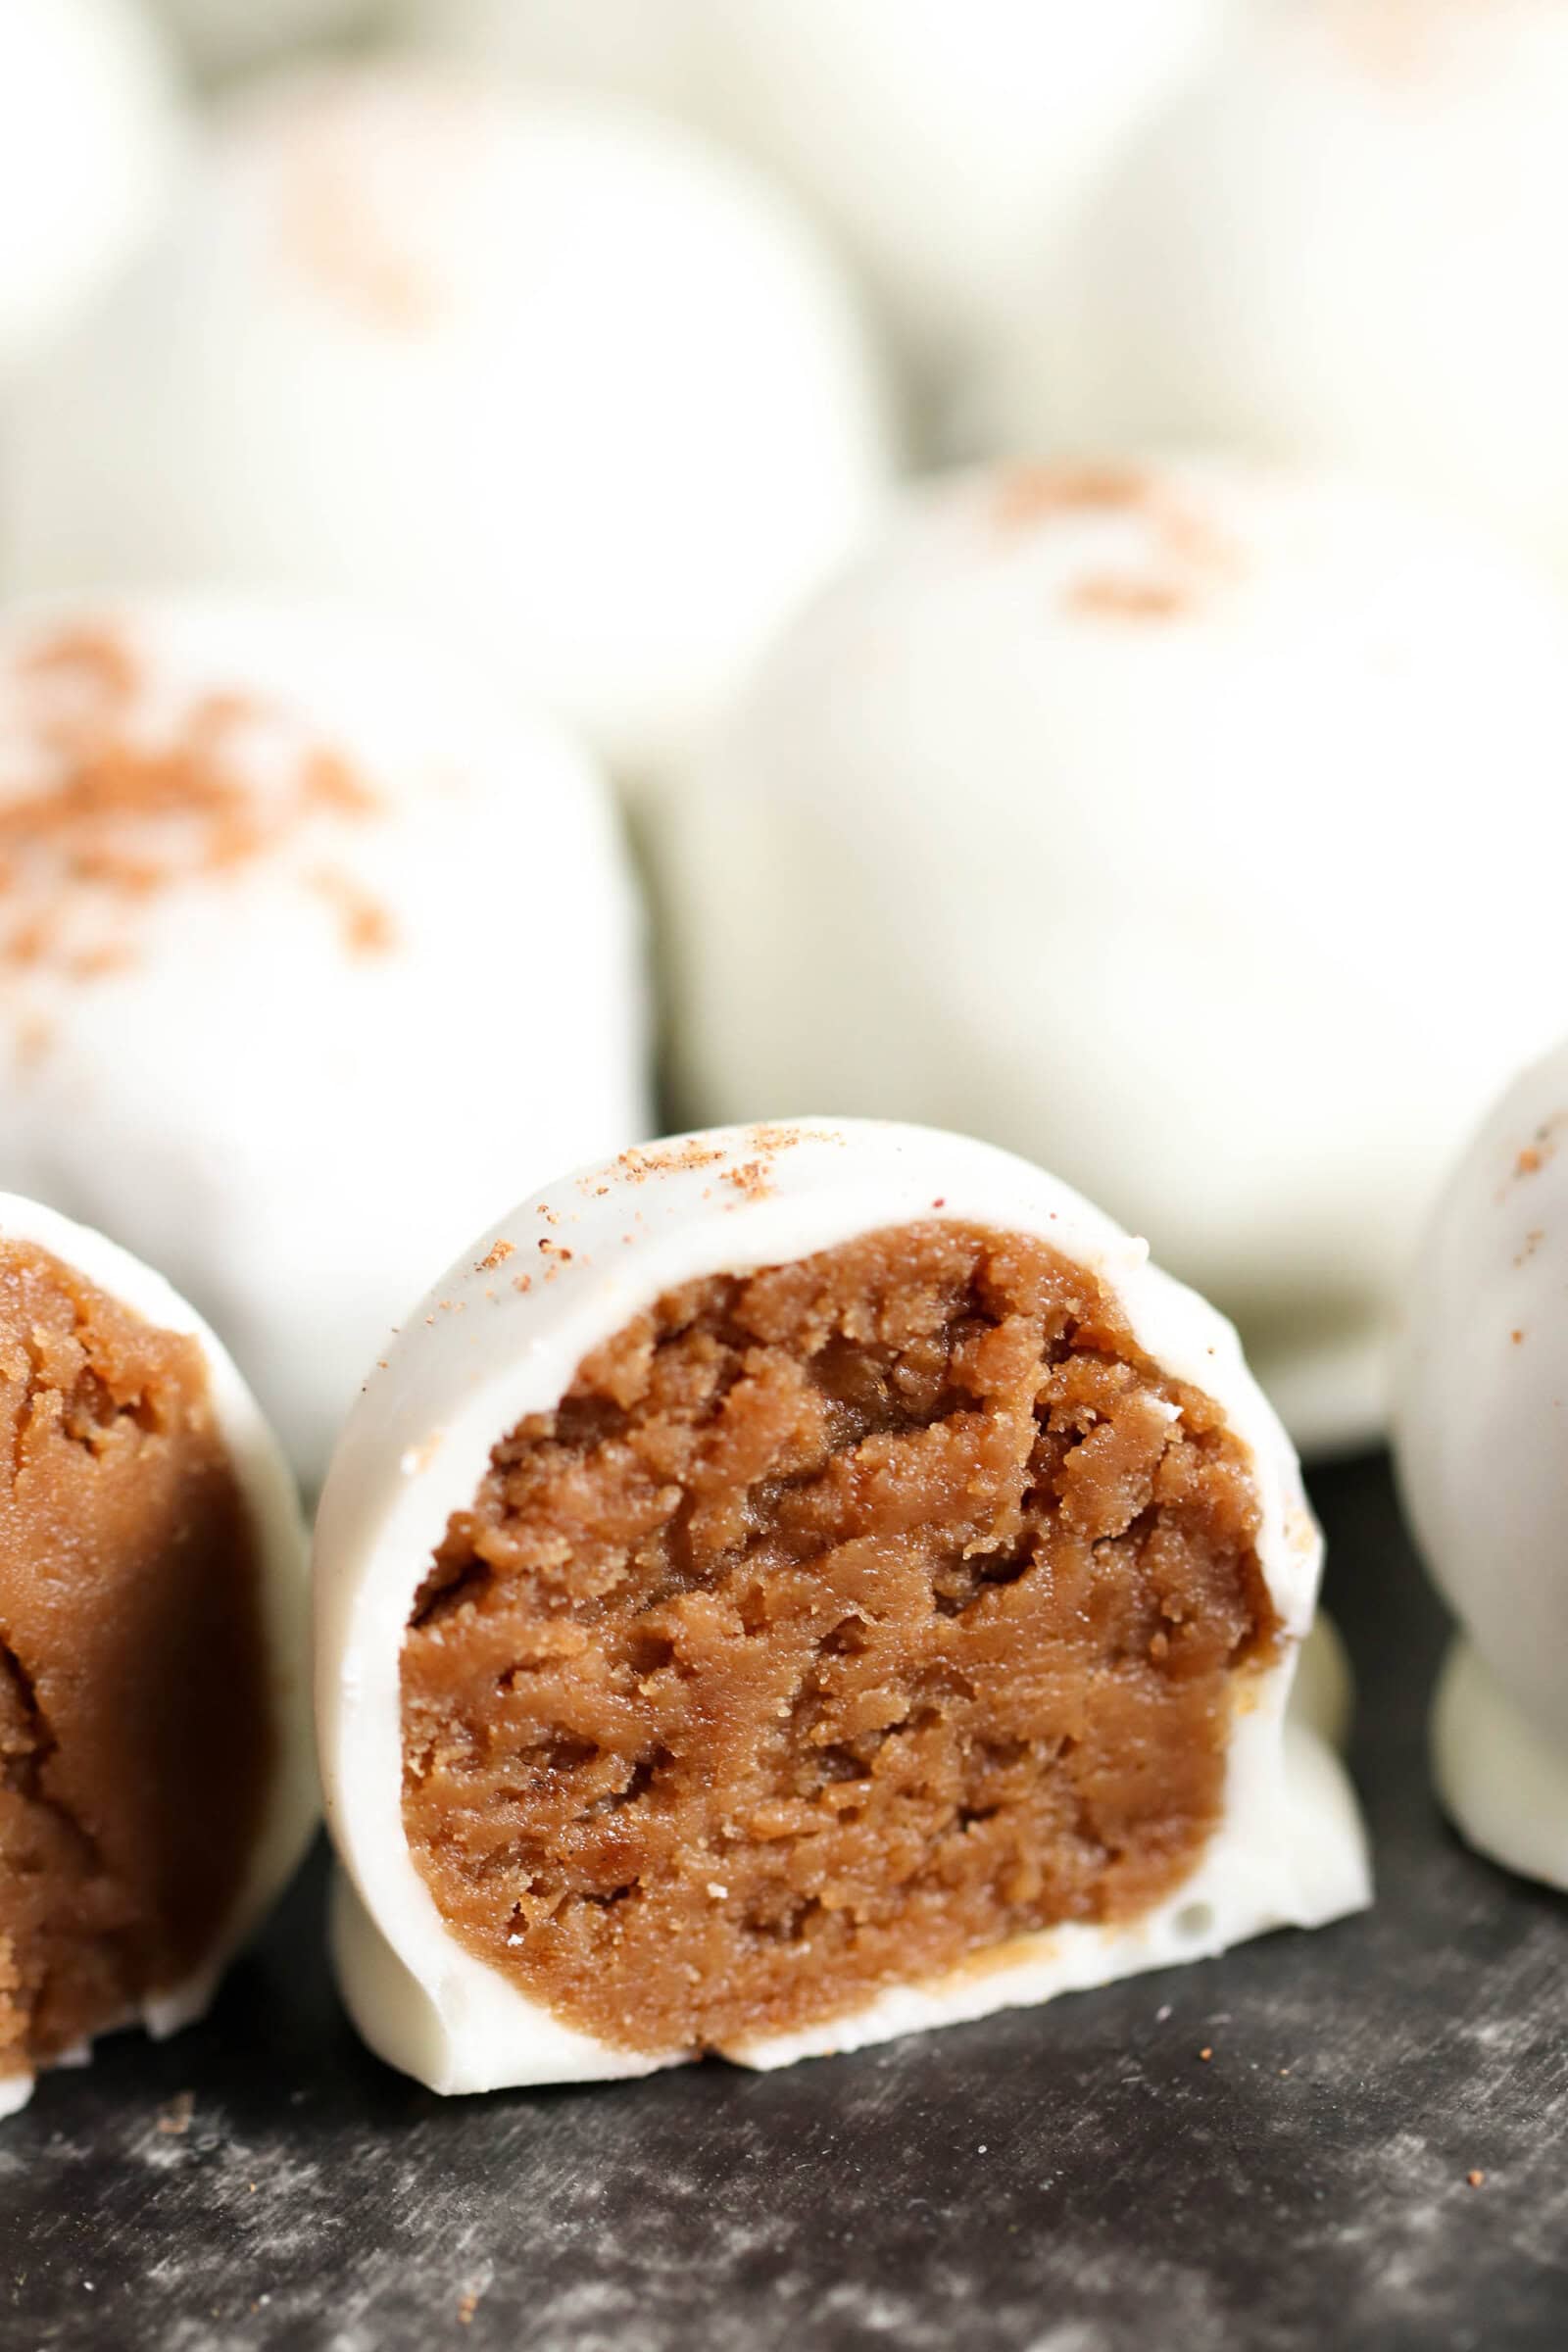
[1394,1038,1568,1888]
[315,1118,1369,2093]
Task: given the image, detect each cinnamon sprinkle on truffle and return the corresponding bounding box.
[1,622,388,999]
[993,461,1240,624]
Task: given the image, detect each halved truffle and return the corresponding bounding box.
[0,1193,313,2119]
[316,1120,1367,2090]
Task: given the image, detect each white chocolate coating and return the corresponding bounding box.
[987,0,1568,584]
[0,61,895,790]
[0,1190,313,2122]
[315,1117,1369,2094]
[0,593,647,1482]
[661,459,1568,1453]
[0,0,183,381]
[1393,1038,1568,1888]
[402,0,1221,410]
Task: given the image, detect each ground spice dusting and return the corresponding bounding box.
[995,463,1156,530]
[305,866,397,958]
[0,1240,271,2080]
[602,1131,835,1200]
[276,89,453,331]
[993,462,1240,624]
[1068,576,1190,621]
[0,625,389,996]
[401,1219,1277,2056]
[1321,0,1484,80]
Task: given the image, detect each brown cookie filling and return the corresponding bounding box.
[0,1240,272,2082]
[401,1221,1277,2056]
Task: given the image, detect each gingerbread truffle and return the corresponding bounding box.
[662,458,1568,1452]
[0,1191,312,2120]
[0,594,647,1483]
[315,1119,1367,2092]
[0,59,895,791]
[1394,1040,1568,1889]
[988,0,1568,585]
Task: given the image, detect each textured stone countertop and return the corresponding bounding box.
[4,1454,1565,2351]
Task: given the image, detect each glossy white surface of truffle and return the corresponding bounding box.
[662,459,1568,1453]
[315,1118,1369,2094]
[1393,1040,1568,1888]
[0,594,647,1482]
[405,0,1221,407]
[0,62,895,789]
[989,0,1568,583]
[0,1190,313,2121]
[0,0,183,381]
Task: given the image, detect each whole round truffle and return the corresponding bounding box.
[0,0,183,381]
[661,459,1568,1451]
[403,0,1221,408]
[0,595,647,1481]
[1393,1038,1568,1889]
[987,0,1568,584]
[1,1190,313,2121]
[0,62,895,790]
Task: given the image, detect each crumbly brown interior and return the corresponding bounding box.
[0,1240,271,2081]
[401,1222,1276,2056]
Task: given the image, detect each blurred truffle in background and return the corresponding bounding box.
[0,0,183,382]
[986,0,1568,584]
[0,595,647,1480]
[661,456,1568,1453]
[398,0,1224,431]
[0,61,896,796]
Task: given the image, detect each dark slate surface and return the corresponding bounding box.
[4,1453,1566,2352]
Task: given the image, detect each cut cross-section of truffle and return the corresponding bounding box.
[316,1121,1368,2090]
[0,1193,313,2121]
